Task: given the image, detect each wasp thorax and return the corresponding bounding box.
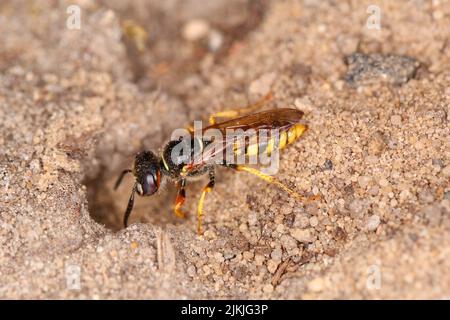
[133,151,161,196]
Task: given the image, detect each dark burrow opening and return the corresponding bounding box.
[83,152,237,232]
[84,164,191,232]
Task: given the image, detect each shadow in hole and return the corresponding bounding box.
[84,167,189,232]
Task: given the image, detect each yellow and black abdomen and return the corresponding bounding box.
[237,123,308,157]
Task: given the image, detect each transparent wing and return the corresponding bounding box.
[184,108,304,171]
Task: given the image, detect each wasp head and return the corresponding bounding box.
[133,151,161,196]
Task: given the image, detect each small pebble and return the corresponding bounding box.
[29,159,41,173]
[243,251,254,261]
[187,265,197,277]
[130,241,138,249]
[280,234,297,251]
[182,19,210,41]
[379,178,390,187]
[294,215,310,228]
[254,254,265,266]
[263,284,274,293]
[308,277,325,292]
[276,223,285,233]
[203,230,217,240]
[249,72,277,97]
[418,190,434,204]
[358,175,372,189]
[214,252,224,263]
[366,215,381,231]
[432,10,444,20]
[399,189,410,202]
[390,115,402,126]
[294,96,315,113]
[368,185,379,196]
[208,29,223,52]
[390,198,398,207]
[345,53,420,86]
[368,131,386,155]
[323,159,333,170]
[432,159,444,168]
[442,165,450,177]
[267,259,279,274]
[270,248,283,262]
[202,265,212,276]
[422,205,443,227]
[309,216,319,227]
[348,199,366,218]
[291,228,315,243]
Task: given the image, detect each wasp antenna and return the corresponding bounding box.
[114,169,132,190]
[123,184,136,228]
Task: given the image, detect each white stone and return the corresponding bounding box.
[366,215,381,231]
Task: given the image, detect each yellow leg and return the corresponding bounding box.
[229,165,320,203]
[209,92,273,125]
[186,124,195,134]
[197,171,215,235]
[174,180,187,218]
[174,200,186,218]
[184,92,273,132]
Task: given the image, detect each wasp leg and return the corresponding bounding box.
[209,92,273,125]
[184,92,273,132]
[174,178,187,218]
[123,183,137,228]
[185,124,195,134]
[225,164,320,203]
[197,169,215,235]
[114,169,132,190]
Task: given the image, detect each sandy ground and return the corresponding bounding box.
[0,0,449,299]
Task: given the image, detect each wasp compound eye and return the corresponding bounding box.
[139,172,158,196]
[133,150,161,196]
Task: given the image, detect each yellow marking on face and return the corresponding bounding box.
[162,155,170,171]
[136,183,144,195]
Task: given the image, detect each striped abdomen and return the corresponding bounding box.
[235,123,308,157]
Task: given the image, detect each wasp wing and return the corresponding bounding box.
[185,108,304,171]
[203,108,304,133]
